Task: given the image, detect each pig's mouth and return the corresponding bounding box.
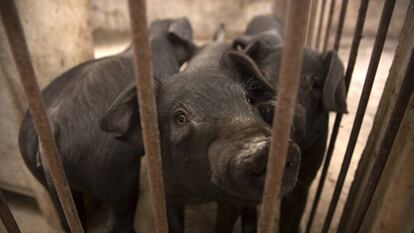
[210,138,301,204]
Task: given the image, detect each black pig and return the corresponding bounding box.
[19,18,195,233]
[101,40,302,232]
[231,14,347,233]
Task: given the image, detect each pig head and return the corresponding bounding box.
[101,45,302,232]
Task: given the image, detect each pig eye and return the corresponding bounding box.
[175,111,188,126]
[245,93,253,104]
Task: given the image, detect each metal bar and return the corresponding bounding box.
[339,2,414,231]
[321,0,396,232]
[0,1,85,232]
[0,190,21,233]
[273,0,289,20]
[315,0,327,49]
[304,0,368,232]
[333,0,350,51]
[349,48,414,233]
[322,0,336,52]
[307,0,320,47]
[127,1,169,233]
[258,1,310,233]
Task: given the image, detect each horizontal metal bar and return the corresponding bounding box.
[321,0,397,232]
[127,0,169,233]
[0,190,21,233]
[258,1,311,233]
[0,1,84,232]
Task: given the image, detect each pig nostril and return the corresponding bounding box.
[286,161,295,168]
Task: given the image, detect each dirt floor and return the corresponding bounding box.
[0,34,398,233]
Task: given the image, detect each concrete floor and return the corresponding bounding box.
[0,35,398,233]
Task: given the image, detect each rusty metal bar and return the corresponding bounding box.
[348,48,414,233]
[0,190,21,233]
[273,0,289,20]
[322,0,336,52]
[333,0,350,51]
[315,0,327,49]
[258,1,310,233]
[0,1,84,232]
[307,0,320,47]
[339,2,414,231]
[304,0,368,232]
[321,0,396,232]
[127,1,169,233]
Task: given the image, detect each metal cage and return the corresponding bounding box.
[0,0,413,232]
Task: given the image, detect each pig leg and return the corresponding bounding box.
[280,133,327,233]
[214,203,240,233]
[72,191,87,230]
[103,196,138,233]
[102,158,140,233]
[241,206,257,233]
[47,186,87,232]
[167,203,185,233]
[280,185,309,233]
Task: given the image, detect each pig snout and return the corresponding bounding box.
[233,137,269,181]
[230,137,301,201]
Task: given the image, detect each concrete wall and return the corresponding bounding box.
[0,0,93,228]
[91,0,410,42]
[91,0,273,41]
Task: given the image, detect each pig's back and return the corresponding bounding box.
[18,55,140,193]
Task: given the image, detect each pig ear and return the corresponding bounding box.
[243,39,278,62]
[221,51,274,93]
[101,83,139,137]
[232,35,253,50]
[168,17,193,44]
[322,50,348,113]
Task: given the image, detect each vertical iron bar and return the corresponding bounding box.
[127,1,169,233]
[339,1,414,231]
[333,0,350,51]
[315,0,328,49]
[349,49,414,233]
[273,0,289,20]
[307,0,320,47]
[258,1,310,233]
[321,0,396,232]
[0,190,21,233]
[304,0,368,232]
[322,0,336,52]
[0,1,85,232]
